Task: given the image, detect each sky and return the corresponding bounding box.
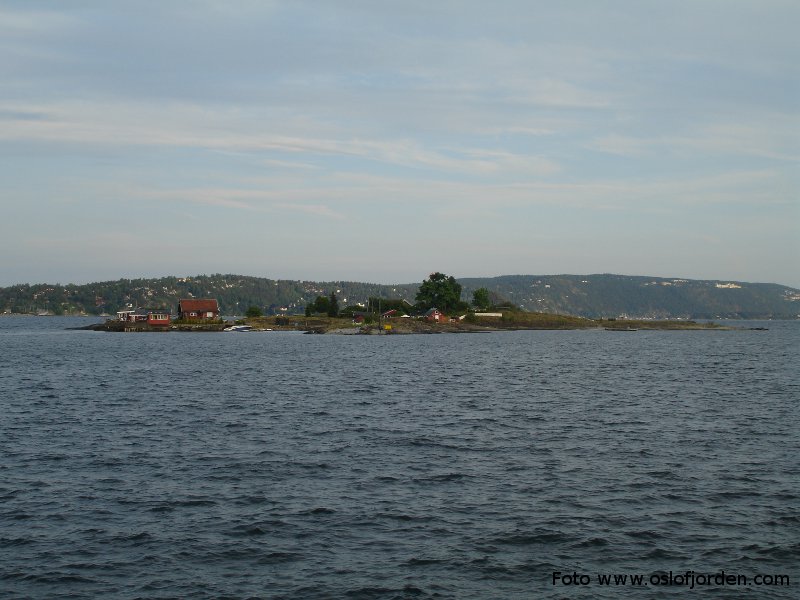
[1,1,798,288]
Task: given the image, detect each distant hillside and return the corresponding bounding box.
[1,273,798,319]
[0,275,418,317]
[458,274,800,319]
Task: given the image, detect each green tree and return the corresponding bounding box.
[327,292,339,317]
[472,287,491,310]
[306,295,330,316]
[415,272,462,313]
[246,305,263,318]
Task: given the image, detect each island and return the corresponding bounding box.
[76,311,728,334]
[73,272,733,333]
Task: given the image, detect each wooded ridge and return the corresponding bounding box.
[1,273,797,319]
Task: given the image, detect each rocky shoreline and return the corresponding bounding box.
[70,314,733,334]
[70,321,226,332]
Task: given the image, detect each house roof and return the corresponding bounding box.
[424,307,443,316]
[179,299,219,312]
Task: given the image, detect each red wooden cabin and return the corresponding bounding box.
[178,299,220,320]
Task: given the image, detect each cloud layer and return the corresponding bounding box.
[1,1,797,286]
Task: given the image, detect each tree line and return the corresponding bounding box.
[302,272,500,317]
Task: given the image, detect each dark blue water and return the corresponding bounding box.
[1,317,798,599]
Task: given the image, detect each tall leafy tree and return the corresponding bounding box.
[327,292,339,317]
[305,295,330,316]
[415,272,462,312]
[472,287,491,310]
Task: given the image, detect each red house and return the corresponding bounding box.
[117,309,171,326]
[146,312,171,327]
[423,308,446,322]
[178,299,220,320]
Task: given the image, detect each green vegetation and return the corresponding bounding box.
[458,274,798,319]
[366,297,411,314]
[338,304,363,317]
[598,318,725,330]
[1,273,796,319]
[472,287,491,310]
[245,305,263,318]
[171,318,225,325]
[302,292,340,317]
[305,294,332,316]
[499,311,596,329]
[415,272,467,313]
[327,292,339,317]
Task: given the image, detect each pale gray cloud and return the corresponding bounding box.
[0,1,797,287]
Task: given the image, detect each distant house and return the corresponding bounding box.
[423,308,446,323]
[117,308,171,327]
[146,311,171,327]
[178,299,220,320]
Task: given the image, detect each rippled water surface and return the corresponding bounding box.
[1,317,798,599]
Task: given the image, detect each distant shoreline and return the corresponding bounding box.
[64,314,740,334]
[3,273,798,320]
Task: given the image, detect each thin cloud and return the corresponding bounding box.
[1,2,797,287]
[137,186,345,220]
[274,203,345,220]
[0,100,563,177]
[587,116,799,163]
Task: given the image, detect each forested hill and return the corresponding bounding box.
[0,275,419,317]
[458,274,800,319]
[1,273,798,319]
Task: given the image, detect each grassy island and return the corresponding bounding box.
[76,312,728,333]
[76,271,730,334]
[241,313,728,334]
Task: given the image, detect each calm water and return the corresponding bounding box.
[1,317,798,599]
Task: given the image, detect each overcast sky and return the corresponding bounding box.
[1,1,798,287]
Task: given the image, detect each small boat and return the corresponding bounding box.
[224,325,253,332]
[605,327,638,331]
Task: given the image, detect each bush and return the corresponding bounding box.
[246,305,263,318]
